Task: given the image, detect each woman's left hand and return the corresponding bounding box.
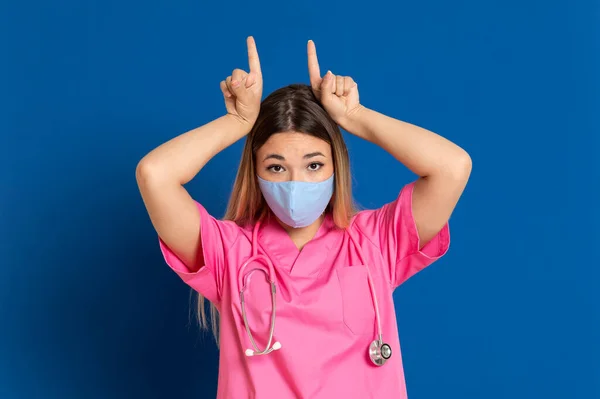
[307,40,363,128]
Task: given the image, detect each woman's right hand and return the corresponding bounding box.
[220,36,263,131]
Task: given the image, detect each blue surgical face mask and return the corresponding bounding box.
[257,174,335,228]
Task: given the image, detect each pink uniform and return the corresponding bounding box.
[159,181,450,398]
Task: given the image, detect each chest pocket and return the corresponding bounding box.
[336,265,377,336]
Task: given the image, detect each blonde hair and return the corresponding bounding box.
[196,84,358,344]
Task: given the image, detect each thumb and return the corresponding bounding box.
[230,75,249,97]
[245,71,256,88]
[321,70,335,98]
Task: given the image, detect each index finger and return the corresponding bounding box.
[247,36,261,75]
[307,40,321,87]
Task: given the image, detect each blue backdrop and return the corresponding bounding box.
[1,0,598,398]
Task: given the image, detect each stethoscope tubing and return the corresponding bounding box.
[238,219,388,363]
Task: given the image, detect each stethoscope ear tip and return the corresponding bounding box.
[244,342,281,357]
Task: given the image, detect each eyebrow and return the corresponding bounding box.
[263,152,326,162]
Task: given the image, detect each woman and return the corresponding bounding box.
[136,37,471,399]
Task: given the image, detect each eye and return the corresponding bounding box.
[267,164,285,173]
[308,162,324,171]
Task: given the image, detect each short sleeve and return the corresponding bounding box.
[353,181,450,288]
[158,201,241,305]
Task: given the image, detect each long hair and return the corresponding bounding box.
[196,83,357,344]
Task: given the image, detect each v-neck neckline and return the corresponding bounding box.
[257,213,342,276]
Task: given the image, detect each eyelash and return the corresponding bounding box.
[267,162,324,173]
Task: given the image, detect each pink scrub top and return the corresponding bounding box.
[159,181,450,398]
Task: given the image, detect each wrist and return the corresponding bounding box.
[224,113,256,137]
[338,105,371,139]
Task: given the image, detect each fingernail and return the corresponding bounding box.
[232,80,239,87]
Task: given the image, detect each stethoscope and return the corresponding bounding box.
[238,220,392,366]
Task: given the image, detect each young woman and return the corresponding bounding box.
[136,37,471,399]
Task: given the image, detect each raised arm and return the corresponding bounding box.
[341,107,471,248]
[136,36,263,270]
[307,40,471,249]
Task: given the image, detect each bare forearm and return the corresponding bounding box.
[342,106,470,178]
[138,114,250,185]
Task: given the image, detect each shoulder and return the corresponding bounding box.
[350,181,416,234]
[193,200,245,245]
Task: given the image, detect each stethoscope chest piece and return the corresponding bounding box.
[369,339,392,366]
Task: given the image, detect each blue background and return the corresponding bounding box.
[1,0,598,398]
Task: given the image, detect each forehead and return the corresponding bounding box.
[257,132,331,156]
